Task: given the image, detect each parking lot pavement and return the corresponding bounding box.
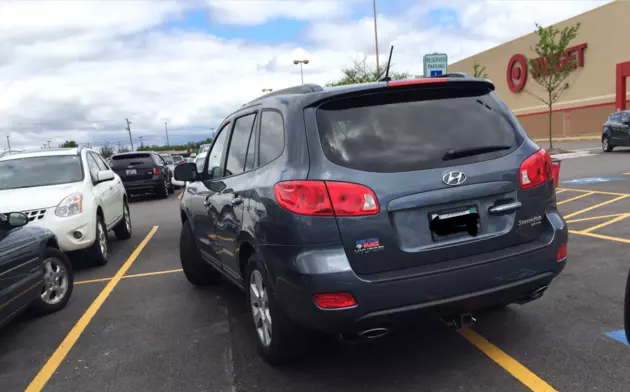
[7,149,630,392]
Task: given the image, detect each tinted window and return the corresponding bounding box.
[622,113,629,122]
[0,155,84,190]
[244,125,256,172]
[111,153,153,167]
[91,153,108,171]
[86,154,101,180]
[613,114,621,122]
[161,155,174,164]
[259,111,284,166]
[316,87,519,173]
[226,113,257,176]
[206,124,230,179]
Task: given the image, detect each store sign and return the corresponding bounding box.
[506,43,587,93]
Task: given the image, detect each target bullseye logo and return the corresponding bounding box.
[506,54,528,93]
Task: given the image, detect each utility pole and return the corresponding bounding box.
[6,135,11,150]
[47,140,51,149]
[373,0,380,74]
[125,118,134,151]
[139,136,144,148]
[164,122,170,146]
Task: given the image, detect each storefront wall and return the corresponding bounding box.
[449,0,630,138]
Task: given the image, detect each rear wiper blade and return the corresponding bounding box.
[442,145,511,161]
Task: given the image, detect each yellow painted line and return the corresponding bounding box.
[458,328,557,392]
[563,195,629,219]
[555,189,567,194]
[557,188,630,197]
[569,230,630,244]
[74,268,183,285]
[581,214,630,234]
[566,213,627,224]
[556,191,595,205]
[178,192,183,200]
[25,226,159,392]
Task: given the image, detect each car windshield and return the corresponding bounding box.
[161,155,174,164]
[0,155,83,190]
[172,156,183,161]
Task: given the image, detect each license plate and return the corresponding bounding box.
[126,169,137,175]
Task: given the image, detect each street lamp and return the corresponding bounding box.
[293,59,309,85]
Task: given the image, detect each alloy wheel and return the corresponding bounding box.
[41,257,69,305]
[98,221,107,259]
[250,270,272,347]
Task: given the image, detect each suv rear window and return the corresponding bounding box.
[111,153,153,167]
[316,85,520,173]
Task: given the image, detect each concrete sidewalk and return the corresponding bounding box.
[532,135,600,142]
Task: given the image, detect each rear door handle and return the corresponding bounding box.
[488,201,522,215]
[232,196,243,205]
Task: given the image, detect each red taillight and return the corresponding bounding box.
[274,181,380,216]
[313,293,357,309]
[387,78,447,87]
[519,149,553,189]
[556,243,567,261]
[551,160,561,188]
[153,166,161,175]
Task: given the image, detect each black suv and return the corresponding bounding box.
[110,152,174,198]
[602,110,630,152]
[175,75,568,364]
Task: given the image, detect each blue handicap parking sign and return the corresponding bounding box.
[430,70,443,76]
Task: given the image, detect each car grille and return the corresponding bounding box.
[23,208,48,223]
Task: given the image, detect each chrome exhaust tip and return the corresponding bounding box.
[357,327,390,339]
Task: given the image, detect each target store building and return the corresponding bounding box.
[449,0,630,139]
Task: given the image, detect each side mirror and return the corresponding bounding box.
[174,163,199,182]
[6,212,28,228]
[96,170,115,183]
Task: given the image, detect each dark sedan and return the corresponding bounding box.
[0,212,74,328]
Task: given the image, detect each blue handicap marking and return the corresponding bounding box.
[430,70,443,76]
[604,329,629,346]
[561,177,626,185]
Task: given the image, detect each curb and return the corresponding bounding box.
[532,135,600,142]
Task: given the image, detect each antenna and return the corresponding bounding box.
[379,45,394,82]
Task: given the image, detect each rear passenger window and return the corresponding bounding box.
[259,111,284,166]
[316,87,518,173]
[225,113,257,177]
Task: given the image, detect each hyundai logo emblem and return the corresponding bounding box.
[442,171,467,186]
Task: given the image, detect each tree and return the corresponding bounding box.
[526,22,581,150]
[472,60,488,78]
[100,143,114,158]
[59,140,78,148]
[326,56,410,87]
[117,145,131,153]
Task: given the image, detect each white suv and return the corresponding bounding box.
[0,147,132,265]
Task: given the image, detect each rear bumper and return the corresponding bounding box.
[123,178,162,193]
[259,213,567,334]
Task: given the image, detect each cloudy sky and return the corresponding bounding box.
[0,0,612,150]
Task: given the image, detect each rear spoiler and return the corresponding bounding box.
[387,76,495,90]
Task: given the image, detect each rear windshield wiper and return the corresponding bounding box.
[442,145,511,161]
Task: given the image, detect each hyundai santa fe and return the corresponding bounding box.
[175,74,568,364]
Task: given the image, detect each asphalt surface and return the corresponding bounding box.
[2,141,630,392]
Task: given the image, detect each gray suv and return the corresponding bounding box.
[175,74,568,364]
[602,110,630,152]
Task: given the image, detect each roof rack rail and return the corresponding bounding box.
[245,83,324,106]
[431,72,470,78]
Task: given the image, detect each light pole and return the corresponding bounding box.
[373,0,380,73]
[293,59,309,85]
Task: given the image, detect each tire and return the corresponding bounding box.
[113,201,132,240]
[156,178,169,199]
[179,220,222,286]
[168,176,175,194]
[88,216,109,266]
[245,254,308,365]
[602,136,614,152]
[31,247,74,315]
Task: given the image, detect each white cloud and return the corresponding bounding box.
[0,0,613,150]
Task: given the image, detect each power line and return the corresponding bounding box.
[125,118,134,151]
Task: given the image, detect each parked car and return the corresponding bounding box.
[174,75,567,364]
[0,212,74,328]
[110,152,174,198]
[172,155,185,165]
[0,147,132,266]
[602,110,630,152]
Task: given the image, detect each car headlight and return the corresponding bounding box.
[55,193,83,217]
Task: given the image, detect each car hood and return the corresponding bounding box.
[0,182,83,212]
